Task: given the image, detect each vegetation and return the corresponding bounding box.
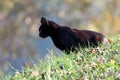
[3,35,120,80]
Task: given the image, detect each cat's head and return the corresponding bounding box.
[39,17,59,38]
[39,17,51,38]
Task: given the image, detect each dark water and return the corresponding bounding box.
[30,37,62,58]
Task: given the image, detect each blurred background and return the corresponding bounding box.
[0,0,120,77]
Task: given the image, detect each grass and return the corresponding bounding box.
[3,35,120,80]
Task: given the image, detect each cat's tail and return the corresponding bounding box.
[95,36,111,44]
[102,37,111,44]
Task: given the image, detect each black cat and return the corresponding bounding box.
[39,17,110,53]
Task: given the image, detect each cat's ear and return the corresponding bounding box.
[41,17,49,25]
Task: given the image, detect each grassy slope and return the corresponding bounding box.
[4,35,120,80]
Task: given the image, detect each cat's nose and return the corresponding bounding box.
[39,28,42,33]
[39,30,42,34]
[39,30,42,36]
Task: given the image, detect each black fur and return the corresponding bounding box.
[39,17,109,53]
